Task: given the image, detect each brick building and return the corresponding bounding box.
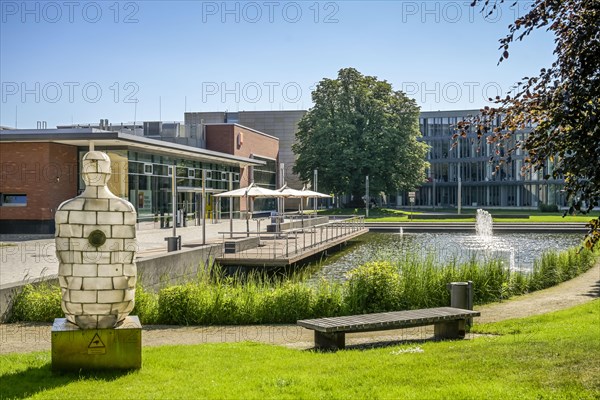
[0,125,278,234]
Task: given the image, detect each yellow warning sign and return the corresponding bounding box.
[88,333,106,355]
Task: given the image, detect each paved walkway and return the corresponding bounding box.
[0,218,270,286]
[1,262,597,354]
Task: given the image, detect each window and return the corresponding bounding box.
[188,168,195,178]
[143,163,153,175]
[1,194,27,206]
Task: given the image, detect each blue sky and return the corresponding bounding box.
[1,1,555,128]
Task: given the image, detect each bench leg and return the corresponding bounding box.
[314,332,345,350]
[434,319,466,339]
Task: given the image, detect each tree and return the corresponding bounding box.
[457,0,600,249]
[292,68,429,205]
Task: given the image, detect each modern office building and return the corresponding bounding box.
[412,110,566,209]
[0,123,279,234]
[186,109,566,209]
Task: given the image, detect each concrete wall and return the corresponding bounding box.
[136,243,223,291]
[0,244,223,322]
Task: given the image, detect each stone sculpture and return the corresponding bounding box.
[55,151,137,329]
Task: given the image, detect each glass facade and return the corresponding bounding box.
[78,148,241,220]
[252,156,278,211]
[409,113,566,208]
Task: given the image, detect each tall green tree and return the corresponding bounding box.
[292,68,429,204]
[458,0,600,249]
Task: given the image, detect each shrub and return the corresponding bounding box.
[344,261,401,314]
[132,285,159,324]
[9,283,62,323]
[311,279,343,318]
[538,203,560,212]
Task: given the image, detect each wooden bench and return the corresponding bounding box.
[297,307,480,350]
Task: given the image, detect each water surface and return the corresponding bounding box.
[309,232,582,282]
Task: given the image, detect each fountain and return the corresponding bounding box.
[476,209,493,238]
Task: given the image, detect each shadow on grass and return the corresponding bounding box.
[1,363,132,399]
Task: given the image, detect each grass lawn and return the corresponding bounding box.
[1,300,598,399]
[316,208,599,223]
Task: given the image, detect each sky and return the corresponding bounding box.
[0,0,556,128]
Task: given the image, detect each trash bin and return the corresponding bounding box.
[447,281,473,328]
[446,281,473,310]
[165,236,181,252]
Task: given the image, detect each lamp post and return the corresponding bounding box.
[365,175,369,218]
[313,169,318,212]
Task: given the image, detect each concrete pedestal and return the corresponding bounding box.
[51,316,142,371]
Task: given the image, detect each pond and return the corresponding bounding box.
[308,232,583,282]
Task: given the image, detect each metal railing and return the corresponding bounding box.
[218,215,365,260]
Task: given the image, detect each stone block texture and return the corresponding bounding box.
[56,151,137,329]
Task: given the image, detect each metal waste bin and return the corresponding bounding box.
[165,236,181,252]
[447,281,473,327]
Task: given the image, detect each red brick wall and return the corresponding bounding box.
[205,125,235,155]
[205,124,279,189]
[205,124,279,211]
[0,143,78,221]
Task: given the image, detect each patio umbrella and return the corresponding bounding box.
[277,184,307,225]
[302,187,332,213]
[214,183,286,236]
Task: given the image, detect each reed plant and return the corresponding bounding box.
[7,247,597,325]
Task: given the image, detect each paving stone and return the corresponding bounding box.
[69,290,97,303]
[58,198,85,211]
[69,211,97,225]
[69,237,93,252]
[111,251,134,264]
[58,263,72,276]
[97,211,124,225]
[123,238,137,251]
[59,251,82,264]
[123,289,134,301]
[112,225,135,239]
[66,276,83,290]
[123,264,136,276]
[123,212,137,225]
[100,238,124,251]
[55,211,69,224]
[109,199,135,212]
[64,301,82,315]
[72,263,97,277]
[82,251,111,264]
[97,290,124,303]
[55,237,69,251]
[98,264,123,277]
[112,276,128,289]
[58,224,83,238]
[111,302,131,314]
[82,277,114,290]
[82,303,112,315]
[83,199,109,211]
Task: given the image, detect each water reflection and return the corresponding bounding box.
[310,232,582,282]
